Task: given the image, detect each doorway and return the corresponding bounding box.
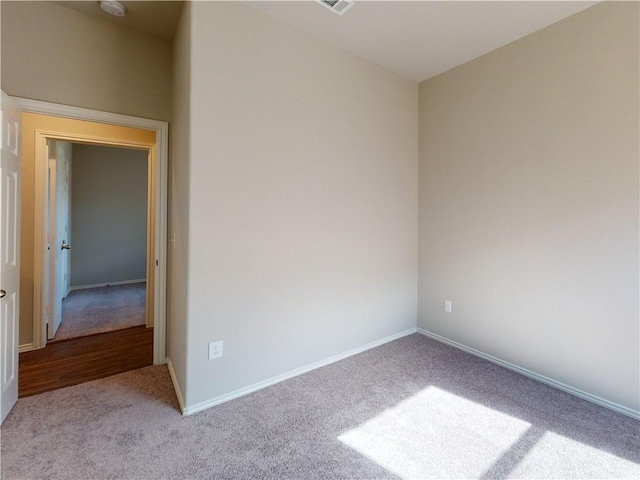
[47,141,150,343]
[15,98,167,369]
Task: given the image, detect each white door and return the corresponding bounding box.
[63,147,72,298]
[0,91,21,423]
[46,141,71,340]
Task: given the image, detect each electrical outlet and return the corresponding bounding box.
[444,300,452,313]
[208,340,223,360]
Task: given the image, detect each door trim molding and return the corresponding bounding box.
[13,97,168,365]
[19,343,35,354]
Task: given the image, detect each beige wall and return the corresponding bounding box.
[180,1,418,408]
[1,1,171,121]
[0,3,3,87]
[418,2,639,411]
[168,1,192,403]
[71,144,147,287]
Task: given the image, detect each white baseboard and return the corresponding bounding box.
[19,343,36,353]
[182,327,418,416]
[417,328,640,421]
[166,359,186,414]
[70,279,146,291]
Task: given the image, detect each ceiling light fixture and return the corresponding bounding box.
[99,0,127,17]
[315,0,355,16]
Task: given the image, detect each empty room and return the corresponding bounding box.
[0,1,638,479]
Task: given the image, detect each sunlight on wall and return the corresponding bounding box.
[338,386,531,479]
[508,431,640,478]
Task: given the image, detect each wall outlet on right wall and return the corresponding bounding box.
[444,300,452,313]
[208,340,223,360]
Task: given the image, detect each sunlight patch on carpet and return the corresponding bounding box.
[338,386,531,479]
[507,431,640,479]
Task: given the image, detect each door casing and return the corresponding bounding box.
[15,98,168,365]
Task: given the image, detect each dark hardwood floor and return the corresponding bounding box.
[19,326,153,397]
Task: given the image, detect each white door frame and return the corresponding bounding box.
[14,97,168,365]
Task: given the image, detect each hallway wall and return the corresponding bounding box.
[71,144,148,287]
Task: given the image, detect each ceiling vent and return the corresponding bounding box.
[316,0,355,16]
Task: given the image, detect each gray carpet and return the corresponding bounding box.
[52,282,146,341]
[2,334,638,479]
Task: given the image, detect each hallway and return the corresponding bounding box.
[52,282,146,342]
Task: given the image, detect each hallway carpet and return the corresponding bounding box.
[2,334,638,479]
[52,282,146,341]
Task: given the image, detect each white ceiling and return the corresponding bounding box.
[249,1,599,82]
[54,1,599,81]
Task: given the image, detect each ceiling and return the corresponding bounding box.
[53,1,183,41]
[249,1,599,82]
[53,1,598,81]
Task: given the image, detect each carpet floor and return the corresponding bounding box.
[1,334,638,479]
[52,282,146,341]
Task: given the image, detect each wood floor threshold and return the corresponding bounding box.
[47,324,147,344]
[19,325,153,398]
